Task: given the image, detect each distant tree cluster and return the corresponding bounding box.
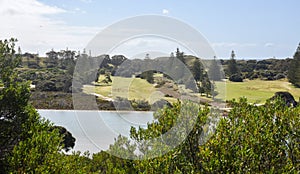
[220,50,293,81]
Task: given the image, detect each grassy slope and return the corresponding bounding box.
[84,76,161,104]
[85,76,300,105]
[84,75,214,105]
[215,79,300,104]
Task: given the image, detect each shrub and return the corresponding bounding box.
[229,73,243,82]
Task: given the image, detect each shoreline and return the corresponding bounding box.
[36,108,155,113]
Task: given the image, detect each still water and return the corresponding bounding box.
[38,110,154,154]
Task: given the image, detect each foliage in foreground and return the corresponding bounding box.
[0,39,91,173]
[200,98,300,173]
[91,98,300,173]
[7,97,300,173]
[7,112,92,173]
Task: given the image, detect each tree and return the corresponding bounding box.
[229,73,243,82]
[46,49,58,60]
[0,39,80,172]
[191,58,204,81]
[288,43,300,87]
[201,74,212,97]
[141,70,154,84]
[111,55,127,66]
[58,48,76,71]
[227,50,239,76]
[175,48,185,64]
[0,39,33,170]
[269,91,298,107]
[51,126,76,152]
[59,48,76,60]
[45,49,59,68]
[208,56,223,81]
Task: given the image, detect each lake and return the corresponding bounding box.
[38,110,154,155]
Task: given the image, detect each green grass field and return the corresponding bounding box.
[84,76,300,105]
[83,76,161,104]
[215,79,300,104]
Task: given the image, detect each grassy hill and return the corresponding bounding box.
[83,75,197,104]
[83,76,159,103]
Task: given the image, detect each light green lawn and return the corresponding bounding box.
[84,76,160,104]
[215,79,300,104]
[84,77,300,105]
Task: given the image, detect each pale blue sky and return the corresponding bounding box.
[1,0,299,59]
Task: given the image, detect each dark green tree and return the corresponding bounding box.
[229,73,243,82]
[175,48,185,64]
[201,74,212,97]
[288,43,300,87]
[0,39,33,170]
[45,49,59,68]
[227,50,239,76]
[208,56,223,81]
[141,70,154,84]
[0,39,81,173]
[191,58,204,81]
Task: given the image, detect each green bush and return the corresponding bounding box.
[199,98,300,173]
[229,73,243,82]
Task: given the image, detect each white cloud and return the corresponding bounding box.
[0,0,100,56]
[0,0,65,16]
[264,42,274,47]
[162,9,169,15]
[72,7,87,14]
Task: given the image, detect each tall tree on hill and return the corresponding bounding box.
[208,56,223,81]
[288,43,300,87]
[227,50,239,76]
[202,75,212,97]
[191,58,204,81]
[227,50,243,82]
[176,48,185,64]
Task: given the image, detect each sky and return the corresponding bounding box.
[0,0,300,59]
